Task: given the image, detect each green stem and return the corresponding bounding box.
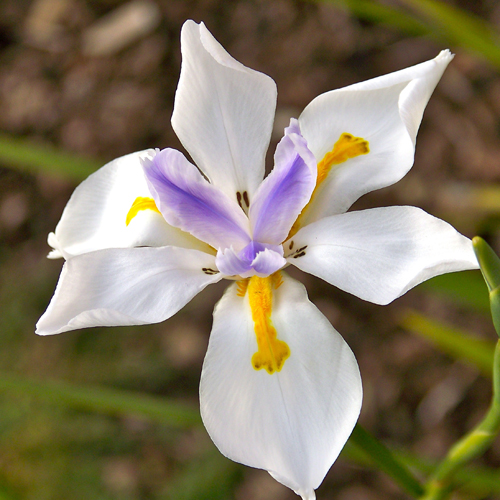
[420,340,500,500]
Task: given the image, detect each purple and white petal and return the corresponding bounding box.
[249,121,316,244]
[172,20,277,199]
[216,242,286,278]
[143,148,251,250]
[36,246,222,335]
[251,248,287,277]
[288,206,478,305]
[215,246,253,277]
[48,150,210,259]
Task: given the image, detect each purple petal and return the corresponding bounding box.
[249,122,316,245]
[143,148,251,250]
[215,241,286,278]
[215,247,253,277]
[251,248,286,276]
[285,117,301,136]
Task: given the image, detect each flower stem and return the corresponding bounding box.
[419,339,500,500]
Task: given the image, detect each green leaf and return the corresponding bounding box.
[398,451,500,497]
[421,271,489,315]
[0,371,201,429]
[318,0,500,71]
[473,237,500,293]
[348,424,424,497]
[0,132,102,182]
[317,0,429,35]
[473,237,500,338]
[343,441,500,497]
[398,0,500,69]
[399,310,495,377]
[164,452,242,500]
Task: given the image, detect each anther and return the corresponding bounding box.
[202,267,219,275]
[242,191,249,208]
[236,192,243,210]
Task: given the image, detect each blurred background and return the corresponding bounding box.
[0,0,500,499]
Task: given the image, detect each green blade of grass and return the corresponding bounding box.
[0,132,102,181]
[164,452,242,500]
[399,0,500,69]
[395,451,500,497]
[420,271,489,315]
[0,371,201,429]
[3,371,499,498]
[399,310,495,377]
[318,0,500,71]
[318,0,429,35]
[349,424,425,497]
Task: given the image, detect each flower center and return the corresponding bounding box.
[238,273,290,375]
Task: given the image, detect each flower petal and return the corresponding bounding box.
[249,120,316,244]
[287,206,478,305]
[340,50,453,144]
[171,20,277,200]
[48,150,210,259]
[143,148,251,250]
[214,246,252,277]
[298,51,452,219]
[200,274,362,498]
[297,83,412,221]
[251,248,287,277]
[36,246,222,335]
[215,244,286,278]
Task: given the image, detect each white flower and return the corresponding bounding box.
[36,20,478,500]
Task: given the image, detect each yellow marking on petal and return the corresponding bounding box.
[246,272,290,375]
[236,279,249,297]
[287,132,369,239]
[317,133,369,184]
[126,197,161,226]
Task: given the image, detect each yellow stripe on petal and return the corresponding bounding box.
[126,197,161,226]
[287,132,369,239]
[242,272,289,375]
[317,133,369,184]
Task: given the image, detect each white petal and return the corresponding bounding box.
[200,274,362,498]
[50,150,210,259]
[172,21,277,199]
[298,51,452,219]
[287,206,479,305]
[340,50,453,143]
[298,83,413,221]
[36,246,222,335]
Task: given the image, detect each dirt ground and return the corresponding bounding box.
[0,1,499,499]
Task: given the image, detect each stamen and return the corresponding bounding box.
[202,267,219,275]
[242,191,250,208]
[236,191,243,210]
[286,132,369,239]
[126,197,161,226]
[247,272,290,375]
[290,245,308,259]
